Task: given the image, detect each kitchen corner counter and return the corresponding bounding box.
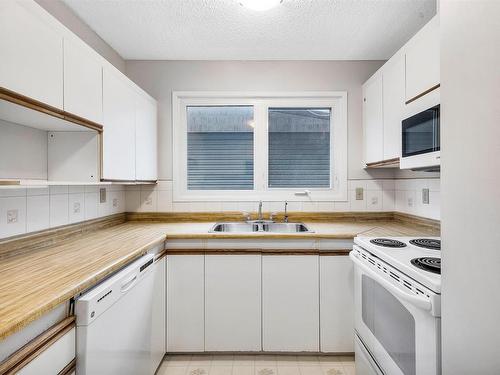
[0,212,439,340]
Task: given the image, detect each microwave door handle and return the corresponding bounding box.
[350,252,432,311]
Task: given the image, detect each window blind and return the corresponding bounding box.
[268,108,331,188]
[187,106,254,190]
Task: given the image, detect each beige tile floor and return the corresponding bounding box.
[157,354,355,375]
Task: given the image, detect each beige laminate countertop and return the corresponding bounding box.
[0,218,439,340]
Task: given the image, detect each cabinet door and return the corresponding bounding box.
[405,16,440,101]
[17,327,75,375]
[151,257,166,372]
[363,74,384,164]
[102,68,136,181]
[320,256,354,353]
[382,54,405,160]
[205,254,261,351]
[135,93,158,181]
[0,0,63,109]
[262,255,319,352]
[64,38,103,124]
[167,255,204,352]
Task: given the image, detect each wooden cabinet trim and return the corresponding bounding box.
[0,316,75,375]
[0,87,103,132]
[405,84,440,105]
[57,358,76,375]
[365,157,400,168]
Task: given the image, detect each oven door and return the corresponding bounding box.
[351,248,441,375]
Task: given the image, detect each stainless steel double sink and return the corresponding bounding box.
[210,221,313,233]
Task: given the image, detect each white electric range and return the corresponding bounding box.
[350,236,441,375]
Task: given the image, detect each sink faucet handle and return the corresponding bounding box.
[241,211,251,221]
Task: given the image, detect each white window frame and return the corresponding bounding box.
[172,91,348,202]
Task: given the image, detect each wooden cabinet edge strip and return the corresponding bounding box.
[58,358,76,375]
[0,316,75,375]
[0,87,103,132]
[365,157,400,168]
[405,84,440,105]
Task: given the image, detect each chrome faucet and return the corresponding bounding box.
[258,200,263,221]
[283,201,289,223]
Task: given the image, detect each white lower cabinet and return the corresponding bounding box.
[17,327,75,375]
[320,256,354,352]
[167,255,204,352]
[205,254,261,351]
[151,257,166,372]
[262,255,320,352]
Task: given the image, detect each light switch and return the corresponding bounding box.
[73,202,81,214]
[100,188,106,203]
[422,188,430,204]
[355,187,364,200]
[113,198,118,208]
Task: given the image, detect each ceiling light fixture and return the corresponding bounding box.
[239,0,283,11]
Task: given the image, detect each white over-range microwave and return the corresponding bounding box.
[400,89,440,171]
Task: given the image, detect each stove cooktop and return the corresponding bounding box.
[354,236,441,293]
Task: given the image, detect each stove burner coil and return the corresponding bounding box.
[411,257,441,274]
[370,238,407,248]
[410,238,441,250]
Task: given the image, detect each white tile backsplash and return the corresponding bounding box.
[84,192,99,220]
[0,185,126,240]
[123,178,440,220]
[50,194,68,227]
[27,195,49,232]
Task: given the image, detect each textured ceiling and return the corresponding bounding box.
[61,0,436,60]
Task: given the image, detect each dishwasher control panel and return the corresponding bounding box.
[75,253,155,326]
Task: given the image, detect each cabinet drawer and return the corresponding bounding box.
[0,317,75,375]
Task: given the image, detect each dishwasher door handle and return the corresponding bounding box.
[120,275,138,293]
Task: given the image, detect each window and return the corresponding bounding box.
[268,108,331,188]
[173,92,347,201]
[187,106,254,190]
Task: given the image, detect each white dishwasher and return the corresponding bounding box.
[75,253,156,375]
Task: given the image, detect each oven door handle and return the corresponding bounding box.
[350,252,432,311]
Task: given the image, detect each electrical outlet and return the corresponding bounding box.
[422,188,430,204]
[73,202,81,214]
[7,209,18,224]
[408,197,414,207]
[113,198,118,208]
[100,188,106,203]
[355,187,364,200]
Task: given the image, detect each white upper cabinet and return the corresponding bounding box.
[363,15,439,167]
[262,255,319,352]
[0,0,63,109]
[363,73,384,165]
[63,38,103,124]
[102,68,136,181]
[205,255,261,351]
[135,93,158,181]
[405,16,440,102]
[382,53,405,160]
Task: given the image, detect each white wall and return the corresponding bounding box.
[34,0,126,73]
[125,60,389,181]
[441,1,500,373]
